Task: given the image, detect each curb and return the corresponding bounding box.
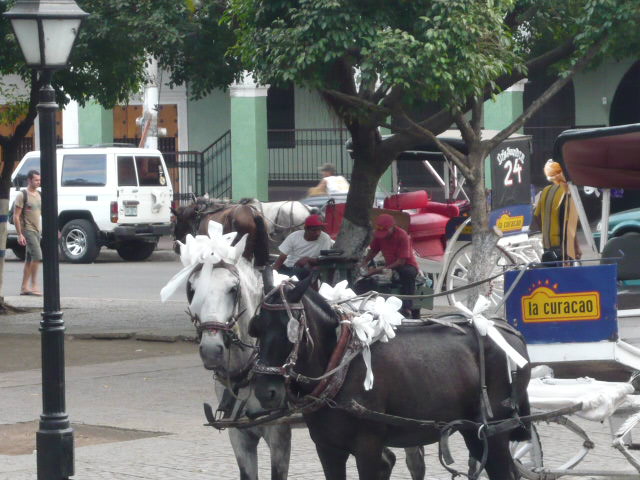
[70,332,197,343]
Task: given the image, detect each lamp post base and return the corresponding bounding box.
[37,427,74,479]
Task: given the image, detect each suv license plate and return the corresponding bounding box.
[125,205,137,216]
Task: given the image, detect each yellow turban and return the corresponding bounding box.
[544,160,566,186]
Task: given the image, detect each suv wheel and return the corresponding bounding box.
[60,219,100,263]
[116,241,157,261]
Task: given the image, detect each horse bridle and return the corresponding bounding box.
[252,283,358,412]
[188,261,257,381]
[252,282,310,381]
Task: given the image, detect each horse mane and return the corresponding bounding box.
[252,214,270,268]
[235,258,263,328]
[300,283,340,322]
[195,196,232,210]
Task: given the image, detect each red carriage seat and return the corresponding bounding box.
[384,190,429,210]
[383,191,461,258]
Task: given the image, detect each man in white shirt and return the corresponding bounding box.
[307,163,350,196]
[273,214,333,279]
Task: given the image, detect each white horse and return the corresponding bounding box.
[248,200,313,246]
[161,223,291,480]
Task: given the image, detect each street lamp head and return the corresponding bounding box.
[4,0,89,69]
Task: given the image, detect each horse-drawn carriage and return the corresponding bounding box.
[165,125,640,479]
[495,123,640,479]
[320,130,542,308]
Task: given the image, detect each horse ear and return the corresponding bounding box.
[286,275,313,304]
[262,266,274,294]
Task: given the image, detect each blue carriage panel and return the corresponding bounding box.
[505,265,618,344]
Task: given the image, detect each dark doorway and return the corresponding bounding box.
[608,62,640,213]
[523,77,575,187]
[610,61,640,126]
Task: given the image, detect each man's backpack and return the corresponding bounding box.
[8,190,27,225]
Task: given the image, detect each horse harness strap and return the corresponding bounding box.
[291,310,356,412]
[255,290,361,411]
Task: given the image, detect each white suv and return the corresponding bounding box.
[8,146,174,263]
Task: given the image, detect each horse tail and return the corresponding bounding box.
[253,214,270,268]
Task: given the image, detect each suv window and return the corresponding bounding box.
[117,156,137,186]
[135,156,167,186]
[13,157,41,187]
[61,154,107,186]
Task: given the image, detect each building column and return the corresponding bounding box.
[229,74,269,201]
[484,80,525,131]
[62,100,79,146]
[77,101,113,146]
[378,125,395,194]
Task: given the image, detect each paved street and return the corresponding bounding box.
[0,240,638,479]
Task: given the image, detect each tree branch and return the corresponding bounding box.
[453,108,477,148]
[484,39,606,152]
[322,88,390,117]
[398,112,473,181]
[470,97,483,135]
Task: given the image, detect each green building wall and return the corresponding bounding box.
[573,59,635,126]
[484,85,524,132]
[78,101,113,145]
[187,89,230,151]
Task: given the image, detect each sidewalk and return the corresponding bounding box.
[1,336,637,479]
[1,293,638,478]
[1,295,195,341]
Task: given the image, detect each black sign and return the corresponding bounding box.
[490,137,532,210]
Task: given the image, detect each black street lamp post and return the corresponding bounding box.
[3,1,88,479]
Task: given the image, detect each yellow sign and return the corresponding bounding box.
[522,286,600,323]
[496,213,524,232]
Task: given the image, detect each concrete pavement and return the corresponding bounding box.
[1,239,639,478]
[1,343,635,479]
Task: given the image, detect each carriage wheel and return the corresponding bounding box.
[444,243,513,307]
[510,424,544,479]
[471,424,543,480]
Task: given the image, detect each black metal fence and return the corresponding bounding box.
[268,128,351,182]
[163,151,203,204]
[201,130,232,199]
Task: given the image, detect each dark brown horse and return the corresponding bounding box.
[248,275,531,480]
[172,197,270,267]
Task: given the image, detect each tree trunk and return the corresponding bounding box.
[335,127,387,257]
[466,151,499,307]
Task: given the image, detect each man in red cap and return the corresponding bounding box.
[361,213,419,316]
[273,214,333,279]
